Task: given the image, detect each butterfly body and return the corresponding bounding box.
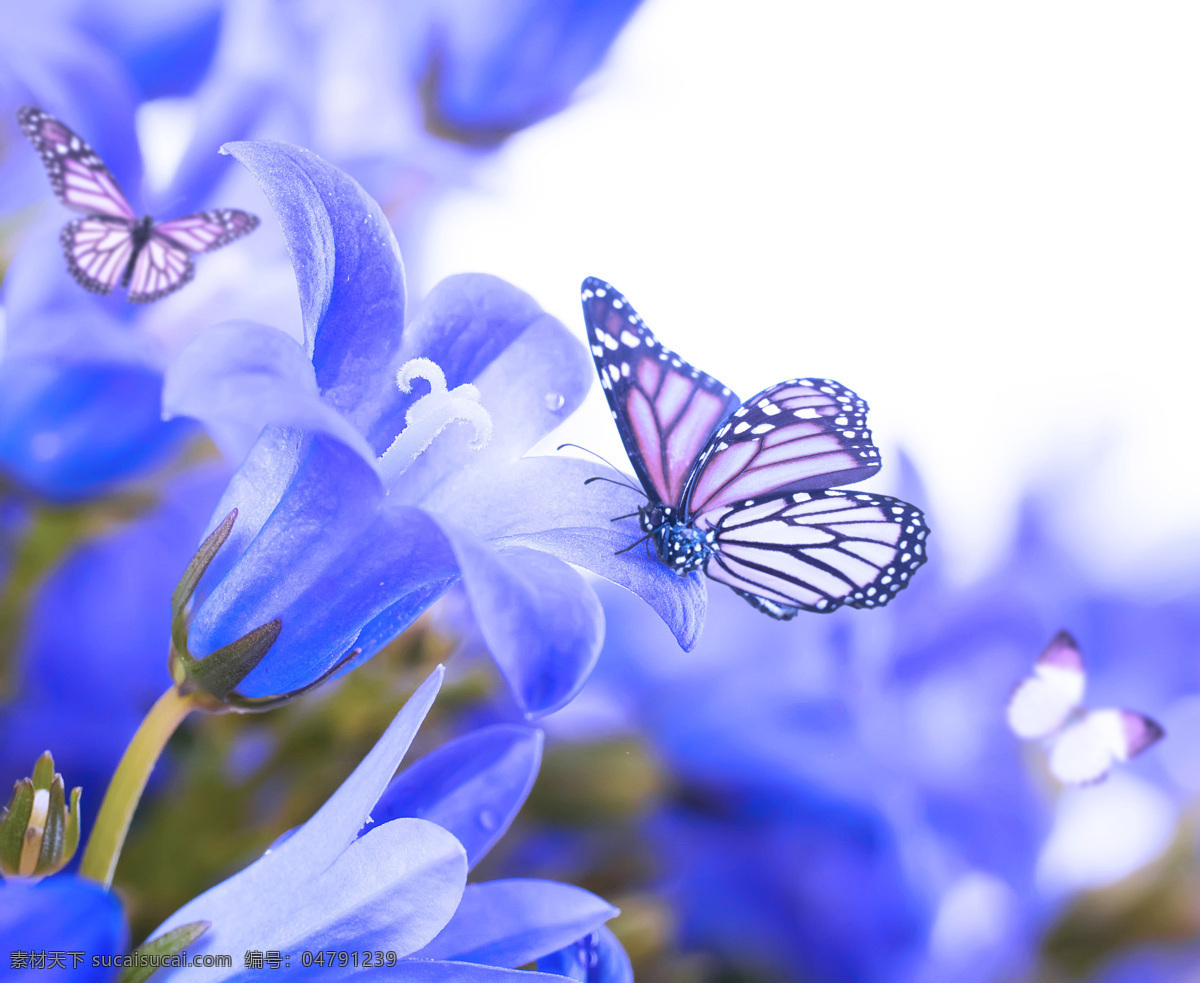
[19,107,259,303]
[582,277,928,619]
[640,503,716,574]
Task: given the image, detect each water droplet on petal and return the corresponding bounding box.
[478,809,498,831]
[544,392,565,411]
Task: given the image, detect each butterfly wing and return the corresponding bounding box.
[1007,631,1087,739]
[153,210,260,253]
[684,378,882,517]
[18,107,136,220]
[125,232,195,303]
[1048,709,1164,785]
[582,277,741,508]
[60,218,135,295]
[698,489,929,615]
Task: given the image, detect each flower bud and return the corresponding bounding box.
[0,752,81,880]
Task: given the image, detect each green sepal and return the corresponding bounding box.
[30,752,54,791]
[214,646,361,712]
[63,786,81,862]
[35,777,65,875]
[171,509,237,655]
[115,921,210,983]
[176,618,282,708]
[0,779,33,876]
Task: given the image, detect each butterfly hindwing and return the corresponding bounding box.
[60,218,135,295]
[700,490,929,614]
[582,277,741,508]
[126,232,195,303]
[154,210,261,253]
[18,107,136,221]
[685,378,883,518]
[1048,710,1164,785]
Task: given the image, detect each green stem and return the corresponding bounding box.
[79,686,198,888]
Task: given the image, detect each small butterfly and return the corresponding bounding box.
[581,277,929,619]
[18,107,260,303]
[1006,631,1164,784]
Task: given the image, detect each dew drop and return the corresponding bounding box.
[478,809,498,831]
[544,392,565,411]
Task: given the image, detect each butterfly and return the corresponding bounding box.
[581,276,929,619]
[17,107,260,303]
[1006,631,1164,784]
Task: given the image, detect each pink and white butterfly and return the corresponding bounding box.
[1007,631,1164,784]
[18,107,259,303]
[581,277,929,619]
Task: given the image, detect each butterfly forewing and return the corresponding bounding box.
[126,233,195,303]
[685,378,882,518]
[1006,632,1086,739]
[582,277,741,508]
[18,107,136,221]
[701,490,929,613]
[154,210,261,253]
[61,218,135,295]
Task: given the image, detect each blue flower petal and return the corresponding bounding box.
[414,879,618,967]
[0,359,191,499]
[283,819,467,955]
[0,878,126,981]
[435,524,604,716]
[436,455,705,651]
[189,434,386,692]
[538,927,633,983]
[156,671,447,950]
[351,962,576,983]
[381,274,589,496]
[163,320,375,465]
[220,140,408,427]
[428,0,643,136]
[84,0,223,100]
[372,725,543,869]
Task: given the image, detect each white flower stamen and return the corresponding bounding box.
[376,357,493,485]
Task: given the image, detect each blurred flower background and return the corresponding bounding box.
[2,2,1200,982]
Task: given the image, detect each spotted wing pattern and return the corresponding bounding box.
[60,218,135,295]
[18,107,136,220]
[582,277,741,508]
[685,378,882,518]
[126,233,195,303]
[154,210,261,252]
[700,490,929,614]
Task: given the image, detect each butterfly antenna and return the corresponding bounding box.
[584,475,646,496]
[613,533,653,556]
[558,443,635,475]
[609,511,641,522]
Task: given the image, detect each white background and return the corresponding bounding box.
[420,0,1200,587]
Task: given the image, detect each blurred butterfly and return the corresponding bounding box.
[581,276,928,620]
[1007,631,1164,784]
[18,107,260,303]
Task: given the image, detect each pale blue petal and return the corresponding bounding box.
[538,927,633,983]
[437,455,705,651]
[156,672,445,949]
[221,140,408,426]
[373,725,543,868]
[415,880,618,967]
[435,523,604,716]
[163,320,375,465]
